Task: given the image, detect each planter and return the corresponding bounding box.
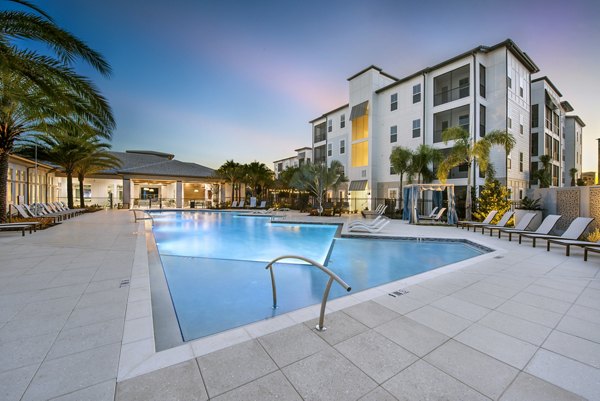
[515,209,543,230]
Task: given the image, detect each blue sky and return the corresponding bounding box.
[33,0,600,171]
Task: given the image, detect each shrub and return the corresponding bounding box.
[586,228,600,243]
[473,178,512,224]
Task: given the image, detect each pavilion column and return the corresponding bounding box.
[176,180,183,208]
[123,178,131,208]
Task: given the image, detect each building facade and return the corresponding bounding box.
[273,147,312,179]
[309,40,540,213]
[5,154,58,214]
[563,115,585,185]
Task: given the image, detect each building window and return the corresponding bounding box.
[479,64,486,98]
[340,114,345,128]
[327,143,332,157]
[314,144,327,164]
[531,104,538,128]
[458,114,469,132]
[412,119,421,138]
[412,84,421,103]
[479,105,486,137]
[352,141,368,167]
[532,132,538,156]
[277,163,283,172]
[352,115,368,141]
[390,125,397,143]
[314,122,326,143]
[340,139,345,154]
[327,119,332,132]
[433,104,469,143]
[519,152,524,172]
[458,77,469,98]
[508,118,512,129]
[433,64,469,106]
[390,165,395,175]
[520,124,524,135]
[519,83,524,97]
[391,93,398,111]
[507,156,512,170]
[507,75,512,89]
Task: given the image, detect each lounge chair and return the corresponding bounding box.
[55,202,84,215]
[348,215,388,228]
[547,237,600,256]
[249,197,257,208]
[497,214,561,241]
[348,218,390,233]
[230,200,238,208]
[251,208,274,215]
[238,200,245,208]
[42,203,75,219]
[488,212,536,238]
[0,223,39,236]
[519,217,594,248]
[23,204,61,223]
[362,204,387,218]
[258,200,267,209]
[419,207,446,222]
[458,210,498,230]
[584,246,600,261]
[419,207,438,219]
[479,211,515,235]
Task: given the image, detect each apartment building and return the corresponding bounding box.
[309,39,539,213]
[273,147,312,179]
[563,115,585,185]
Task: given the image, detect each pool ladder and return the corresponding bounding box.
[265,255,351,331]
[131,209,155,226]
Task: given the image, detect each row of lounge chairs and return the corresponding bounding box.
[13,202,84,223]
[230,200,267,209]
[460,210,600,259]
[347,215,390,233]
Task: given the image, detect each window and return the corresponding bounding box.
[352,115,368,141]
[412,84,421,103]
[412,119,421,138]
[520,124,524,135]
[327,119,332,132]
[479,64,486,98]
[390,125,397,143]
[519,152,524,172]
[519,83,524,97]
[314,122,326,142]
[390,165,395,175]
[507,75,512,89]
[277,163,283,172]
[507,156,512,170]
[458,114,469,131]
[390,93,398,111]
[327,143,332,157]
[352,142,368,167]
[340,114,345,128]
[433,104,469,142]
[458,77,469,98]
[531,104,539,128]
[340,139,345,154]
[314,144,327,164]
[508,118,512,129]
[479,105,486,137]
[433,65,469,106]
[519,189,523,200]
[532,132,538,156]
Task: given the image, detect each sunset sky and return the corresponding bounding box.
[33,0,600,172]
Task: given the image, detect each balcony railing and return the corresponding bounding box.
[434,85,470,106]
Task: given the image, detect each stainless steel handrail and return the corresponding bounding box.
[265,255,351,331]
[131,209,155,226]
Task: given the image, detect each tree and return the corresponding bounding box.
[569,168,578,187]
[534,155,552,188]
[329,160,348,202]
[244,161,273,199]
[389,146,412,211]
[472,171,512,224]
[289,163,343,215]
[436,127,492,219]
[74,148,121,208]
[485,130,516,183]
[0,1,114,221]
[216,160,241,203]
[411,144,441,184]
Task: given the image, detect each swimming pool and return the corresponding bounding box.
[150,211,487,343]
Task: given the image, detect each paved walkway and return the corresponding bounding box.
[1,210,599,400]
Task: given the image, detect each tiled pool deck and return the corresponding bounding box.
[0,209,599,400]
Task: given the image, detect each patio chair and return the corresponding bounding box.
[479,211,515,235]
[458,210,498,230]
[584,246,600,261]
[251,208,274,215]
[230,200,238,208]
[488,212,536,239]
[546,237,600,257]
[23,204,61,224]
[519,217,594,248]
[418,207,438,219]
[362,204,387,218]
[258,200,267,209]
[348,218,390,233]
[497,214,561,241]
[419,207,446,222]
[43,203,75,219]
[12,204,32,219]
[249,197,257,208]
[238,200,245,208]
[0,223,39,236]
[348,215,388,229]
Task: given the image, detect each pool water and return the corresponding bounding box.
[151,211,486,341]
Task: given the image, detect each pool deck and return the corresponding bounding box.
[0,209,598,400]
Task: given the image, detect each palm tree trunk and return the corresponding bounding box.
[397,173,403,212]
[66,172,74,209]
[465,162,472,219]
[0,151,10,223]
[78,173,85,208]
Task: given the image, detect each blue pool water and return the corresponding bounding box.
[151,211,486,342]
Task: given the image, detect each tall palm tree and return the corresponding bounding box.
[411,144,440,184]
[389,146,413,210]
[437,127,493,219]
[75,148,121,208]
[0,1,114,221]
[329,160,348,202]
[244,161,273,199]
[569,167,578,187]
[290,163,343,215]
[216,160,241,203]
[534,155,552,188]
[484,130,516,183]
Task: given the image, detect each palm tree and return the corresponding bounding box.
[244,161,273,199]
[534,155,552,188]
[216,160,241,203]
[75,148,121,208]
[411,144,440,184]
[437,127,493,219]
[290,163,343,215]
[389,146,412,211]
[329,160,348,202]
[0,1,113,221]
[484,130,516,183]
[569,167,578,187]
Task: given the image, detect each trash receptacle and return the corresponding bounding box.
[190,201,196,208]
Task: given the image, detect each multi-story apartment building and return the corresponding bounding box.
[309,39,539,213]
[563,115,585,185]
[273,147,312,179]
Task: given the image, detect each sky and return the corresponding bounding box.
[24,0,600,172]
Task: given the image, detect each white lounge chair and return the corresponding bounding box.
[458,210,498,230]
[238,200,245,208]
[230,200,238,208]
[362,204,387,218]
[479,211,514,235]
[519,217,594,248]
[249,197,257,208]
[488,212,536,238]
[419,207,438,219]
[348,216,389,229]
[497,214,561,241]
[419,207,446,222]
[348,218,390,233]
[258,200,267,209]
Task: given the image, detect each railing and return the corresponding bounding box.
[433,85,470,106]
[131,209,155,225]
[265,255,351,331]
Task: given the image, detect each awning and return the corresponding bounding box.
[349,101,369,120]
[349,180,368,191]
